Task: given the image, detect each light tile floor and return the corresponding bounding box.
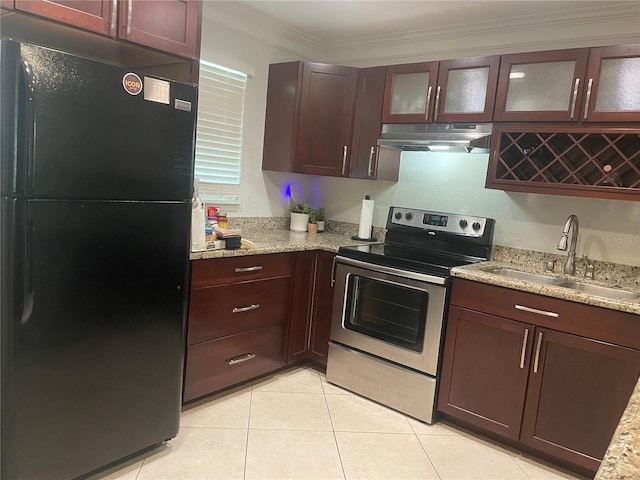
[90,366,587,480]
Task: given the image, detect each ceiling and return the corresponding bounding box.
[234,0,640,44]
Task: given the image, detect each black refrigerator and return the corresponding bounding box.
[0,40,196,479]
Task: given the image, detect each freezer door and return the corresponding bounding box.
[3,40,196,201]
[2,200,190,480]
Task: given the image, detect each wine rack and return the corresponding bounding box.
[486,125,640,201]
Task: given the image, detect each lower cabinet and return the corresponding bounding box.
[438,279,640,474]
[183,253,294,403]
[287,251,336,366]
[183,250,336,403]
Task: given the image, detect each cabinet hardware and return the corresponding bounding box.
[584,78,593,120]
[126,0,133,35]
[570,78,580,118]
[368,147,375,177]
[110,0,117,35]
[515,305,559,318]
[227,353,256,365]
[232,304,260,313]
[425,86,432,120]
[533,332,543,373]
[331,256,337,287]
[342,146,348,175]
[434,85,441,121]
[235,266,263,273]
[520,328,529,369]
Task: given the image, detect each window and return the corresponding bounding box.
[194,60,248,209]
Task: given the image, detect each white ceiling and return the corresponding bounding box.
[234,0,639,44]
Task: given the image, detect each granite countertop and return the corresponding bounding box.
[451,261,640,315]
[190,229,374,260]
[595,375,640,480]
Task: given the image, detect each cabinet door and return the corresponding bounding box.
[436,56,500,123]
[582,44,640,123]
[382,62,439,123]
[350,67,386,179]
[118,0,201,59]
[1,0,14,10]
[295,63,358,176]
[308,252,335,365]
[521,328,640,472]
[15,0,113,35]
[287,251,316,364]
[494,49,588,122]
[438,306,533,440]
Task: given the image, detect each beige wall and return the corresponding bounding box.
[200,3,640,266]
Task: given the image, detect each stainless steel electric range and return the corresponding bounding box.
[326,206,495,423]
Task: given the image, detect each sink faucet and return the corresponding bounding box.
[557,214,579,275]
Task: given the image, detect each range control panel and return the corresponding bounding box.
[389,207,490,237]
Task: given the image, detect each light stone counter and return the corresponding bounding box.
[595,375,640,480]
[189,229,377,260]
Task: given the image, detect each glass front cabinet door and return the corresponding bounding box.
[583,44,640,123]
[494,49,589,122]
[382,62,439,123]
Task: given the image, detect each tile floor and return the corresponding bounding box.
[90,366,587,480]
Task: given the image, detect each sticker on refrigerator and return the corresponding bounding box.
[143,77,170,105]
[122,73,143,95]
[175,99,192,112]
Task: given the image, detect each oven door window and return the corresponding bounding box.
[343,274,428,352]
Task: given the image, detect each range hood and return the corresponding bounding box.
[377,123,492,153]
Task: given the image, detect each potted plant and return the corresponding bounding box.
[289,201,311,232]
[314,207,326,232]
[307,208,319,234]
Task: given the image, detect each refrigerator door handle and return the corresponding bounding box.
[19,59,36,194]
[19,201,34,324]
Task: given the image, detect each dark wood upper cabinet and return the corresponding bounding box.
[494,49,589,122]
[295,63,358,176]
[12,0,201,59]
[349,66,400,181]
[14,0,114,35]
[262,61,363,178]
[582,44,640,123]
[382,56,499,124]
[382,61,439,123]
[118,0,201,59]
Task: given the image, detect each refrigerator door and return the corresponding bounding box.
[1,40,196,201]
[3,199,190,480]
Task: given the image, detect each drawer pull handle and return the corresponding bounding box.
[232,304,260,313]
[514,305,559,318]
[519,328,529,369]
[533,332,544,374]
[228,353,256,365]
[235,266,263,273]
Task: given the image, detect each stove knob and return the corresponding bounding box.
[459,219,468,228]
[405,212,413,220]
[394,211,402,220]
[472,222,482,231]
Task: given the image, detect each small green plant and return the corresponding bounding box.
[314,207,326,221]
[290,201,311,214]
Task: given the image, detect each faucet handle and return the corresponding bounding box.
[544,260,556,272]
[583,254,595,279]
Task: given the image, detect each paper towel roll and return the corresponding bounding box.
[358,198,375,239]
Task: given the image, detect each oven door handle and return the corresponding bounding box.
[335,256,447,285]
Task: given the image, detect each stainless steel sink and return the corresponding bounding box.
[484,268,564,285]
[484,267,640,300]
[556,281,640,300]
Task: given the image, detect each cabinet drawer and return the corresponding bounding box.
[451,279,640,350]
[191,253,294,288]
[183,323,286,402]
[188,276,291,345]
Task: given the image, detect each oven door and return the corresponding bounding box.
[330,257,447,375]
